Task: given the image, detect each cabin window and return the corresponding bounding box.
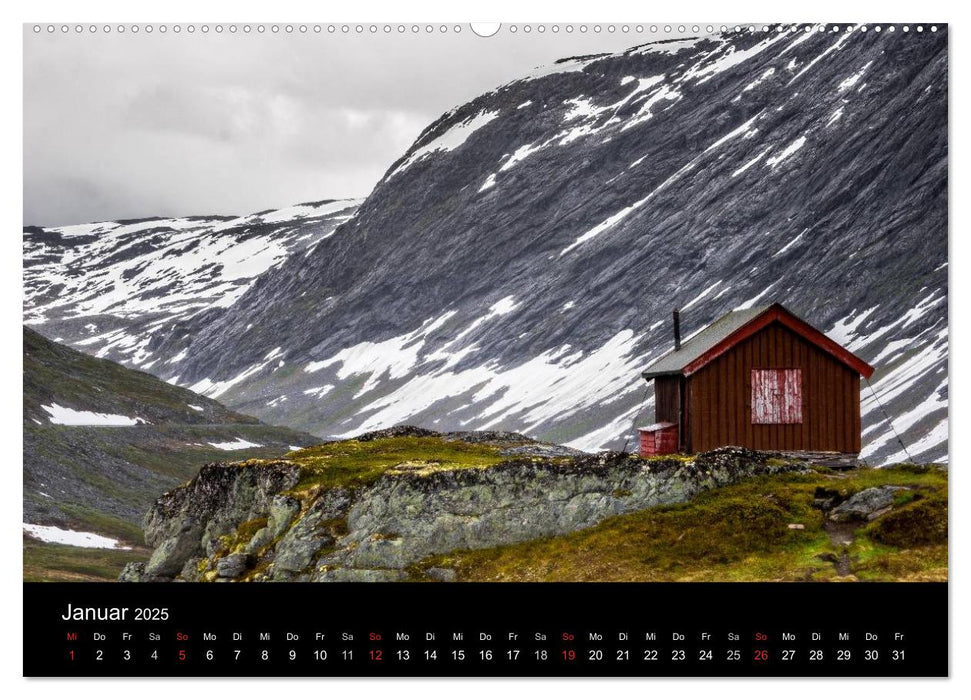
[751,369,803,424]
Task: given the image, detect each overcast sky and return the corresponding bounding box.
[23,25,654,226]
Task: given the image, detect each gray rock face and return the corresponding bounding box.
[144,517,203,577]
[145,461,302,548]
[216,553,253,579]
[123,445,806,582]
[829,485,909,522]
[272,489,351,577]
[118,562,145,582]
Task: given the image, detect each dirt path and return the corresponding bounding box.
[822,520,856,576]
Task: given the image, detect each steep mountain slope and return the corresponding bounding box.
[23,328,319,575]
[22,27,947,465]
[163,28,946,464]
[23,199,359,370]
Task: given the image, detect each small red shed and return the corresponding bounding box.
[638,303,875,457]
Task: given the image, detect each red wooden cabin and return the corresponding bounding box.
[638,303,875,457]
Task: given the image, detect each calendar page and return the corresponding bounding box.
[22,20,948,678]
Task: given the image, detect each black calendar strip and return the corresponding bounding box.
[24,582,947,677]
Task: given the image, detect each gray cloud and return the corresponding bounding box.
[24,26,648,226]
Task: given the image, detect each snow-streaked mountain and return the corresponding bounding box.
[23,327,319,537]
[23,198,360,370]
[23,27,948,465]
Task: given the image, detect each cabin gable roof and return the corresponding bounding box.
[641,303,875,380]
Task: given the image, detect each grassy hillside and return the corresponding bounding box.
[410,464,947,582]
[23,537,152,583]
[23,327,321,581]
[24,326,254,426]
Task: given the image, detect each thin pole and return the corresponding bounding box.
[863,376,914,463]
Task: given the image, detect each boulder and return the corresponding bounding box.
[180,557,206,582]
[143,517,203,578]
[829,486,909,522]
[216,553,253,579]
[267,495,301,537]
[118,562,145,582]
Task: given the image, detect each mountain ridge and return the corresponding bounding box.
[23,198,360,370]
[23,28,948,465]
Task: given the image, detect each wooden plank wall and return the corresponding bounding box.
[654,376,681,423]
[687,321,861,453]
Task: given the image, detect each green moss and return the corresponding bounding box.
[837,465,947,492]
[414,466,947,583]
[850,544,948,582]
[639,453,694,463]
[204,518,270,563]
[241,559,274,582]
[862,496,947,548]
[234,517,268,547]
[883,462,935,474]
[892,490,919,507]
[285,436,509,491]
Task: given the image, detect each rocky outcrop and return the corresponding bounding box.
[828,485,910,522]
[139,461,302,580]
[123,437,807,583]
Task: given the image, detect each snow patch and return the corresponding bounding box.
[740,67,776,94]
[682,281,722,311]
[766,136,807,167]
[42,403,144,426]
[788,30,856,85]
[304,312,458,397]
[208,438,263,451]
[632,37,703,56]
[837,61,873,91]
[681,33,788,85]
[190,348,284,399]
[388,110,500,178]
[337,329,648,441]
[23,523,131,550]
[732,147,772,177]
[772,229,809,258]
[303,385,335,399]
